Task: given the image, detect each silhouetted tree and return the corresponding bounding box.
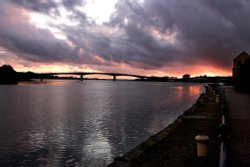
[182,74,191,82]
[0,65,18,84]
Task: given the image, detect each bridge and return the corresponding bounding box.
[38,72,149,81]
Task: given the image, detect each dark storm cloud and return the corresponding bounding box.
[9,0,88,23]
[0,27,77,63]
[9,0,58,13]
[109,24,178,68]
[61,0,85,9]
[141,0,250,68]
[0,1,80,63]
[9,0,86,11]
[61,0,180,69]
[146,0,250,68]
[1,0,250,71]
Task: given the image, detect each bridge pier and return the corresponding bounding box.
[113,75,116,81]
[40,75,44,81]
[80,75,84,81]
[140,77,145,81]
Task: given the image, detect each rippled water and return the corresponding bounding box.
[0,80,202,166]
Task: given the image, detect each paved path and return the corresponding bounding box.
[225,87,250,167]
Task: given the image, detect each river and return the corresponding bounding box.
[0,80,202,166]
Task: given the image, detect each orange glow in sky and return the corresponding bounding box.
[8,60,232,78]
[0,45,232,78]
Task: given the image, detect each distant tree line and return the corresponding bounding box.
[0,65,55,84]
[0,64,233,84]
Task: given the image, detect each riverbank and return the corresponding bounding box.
[107,86,220,167]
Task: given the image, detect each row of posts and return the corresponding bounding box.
[216,85,230,167]
[194,84,230,167]
[195,85,210,158]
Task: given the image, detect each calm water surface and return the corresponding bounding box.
[0,80,202,166]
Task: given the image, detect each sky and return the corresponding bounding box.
[0,0,250,77]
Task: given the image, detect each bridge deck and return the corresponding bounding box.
[40,72,148,80]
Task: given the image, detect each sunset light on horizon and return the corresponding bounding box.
[0,0,249,77]
[2,1,250,166]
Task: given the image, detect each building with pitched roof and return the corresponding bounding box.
[233,51,250,91]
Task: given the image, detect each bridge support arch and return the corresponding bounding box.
[140,77,145,80]
[113,75,116,81]
[80,75,84,81]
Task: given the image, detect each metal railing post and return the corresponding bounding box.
[216,85,230,167]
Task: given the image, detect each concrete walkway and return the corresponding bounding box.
[225,87,250,167]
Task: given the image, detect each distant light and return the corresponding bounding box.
[0,51,5,54]
[124,18,128,25]
[83,0,119,24]
[139,0,144,4]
